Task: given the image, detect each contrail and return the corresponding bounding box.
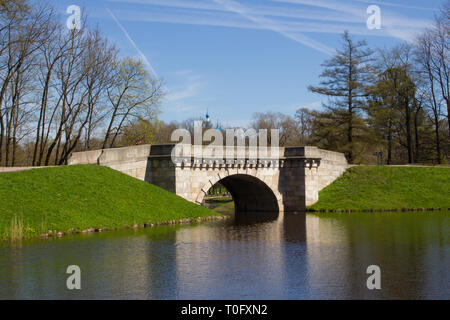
[106,8,159,78]
[212,0,334,55]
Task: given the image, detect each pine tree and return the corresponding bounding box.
[308,31,374,163]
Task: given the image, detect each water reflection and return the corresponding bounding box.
[304,212,450,299]
[0,211,448,299]
[174,212,287,299]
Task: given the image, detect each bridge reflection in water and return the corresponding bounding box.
[0,211,448,299]
[174,212,304,299]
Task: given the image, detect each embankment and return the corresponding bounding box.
[0,164,221,240]
[308,166,450,212]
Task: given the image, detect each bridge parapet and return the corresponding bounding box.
[69,144,348,212]
[149,144,321,168]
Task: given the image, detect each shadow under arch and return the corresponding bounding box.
[203,174,280,215]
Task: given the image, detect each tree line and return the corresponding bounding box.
[118,2,449,165]
[0,0,163,166]
[1,0,449,166]
[253,4,449,164]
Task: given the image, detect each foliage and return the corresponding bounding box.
[308,31,375,163]
[102,58,163,149]
[307,20,449,164]
[0,0,164,167]
[1,1,449,166]
[120,117,158,146]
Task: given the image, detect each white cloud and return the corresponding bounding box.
[272,0,433,41]
[105,0,434,47]
[162,70,208,118]
[301,101,323,110]
[212,0,335,55]
[165,74,203,102]
[351,0,436,11]
[106,0,358,23]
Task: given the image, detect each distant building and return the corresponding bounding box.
[203,110,212,129]
[202,110,222,131]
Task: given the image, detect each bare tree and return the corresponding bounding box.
[83,30,117,150]
[251,111,301,146]
[1,1,165,166]
[416,33,446,164]
[0,1,52,165]
[31,9,68,165]
[294,108,315,145]
[55,29,117,164]
[102,57,163,149]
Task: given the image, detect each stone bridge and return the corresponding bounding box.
[69,144,348,212]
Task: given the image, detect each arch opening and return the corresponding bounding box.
[202,174,279,215]
[202,182,234,214]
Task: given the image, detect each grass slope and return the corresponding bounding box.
[309,166,450,211]
[0,165,219,240]
[206,198,235,214]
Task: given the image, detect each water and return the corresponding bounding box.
[0,211,448,299]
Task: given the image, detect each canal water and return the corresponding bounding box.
[0,211,448,299]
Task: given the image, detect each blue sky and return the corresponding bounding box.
[52,0,444,127]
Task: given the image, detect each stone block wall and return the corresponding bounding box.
[303,147,348,191]
[69,145,151,181]
[148,157,176,193]
[68,144,348,211]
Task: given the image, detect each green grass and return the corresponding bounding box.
[212,200,235,214]
[309,166,450,211]
[203,198,235,214]
[0,165,220,240]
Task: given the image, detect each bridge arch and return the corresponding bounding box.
[195,172,283,213]
[69,144,349,212]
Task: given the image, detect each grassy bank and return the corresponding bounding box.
[309,166,450,211]
[205,198,235,214]
[0,165,220,240]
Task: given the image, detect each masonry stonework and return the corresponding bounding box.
[69,144,348,212]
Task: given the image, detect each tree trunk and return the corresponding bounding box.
[109,112,129,148]
[0,77,11,166]
[434,111,441,164]
[404,97,412,163]
[5,104,14,167]
[347,88,353,164]
[447,99,450,138]
[33,69,52,166]
[387,119,392,165]
[414,109,420,163]
[102,107,118,149]
[0,115,4,166]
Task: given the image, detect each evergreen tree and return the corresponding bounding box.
[367,67,416,164]
[308,31,374,163]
